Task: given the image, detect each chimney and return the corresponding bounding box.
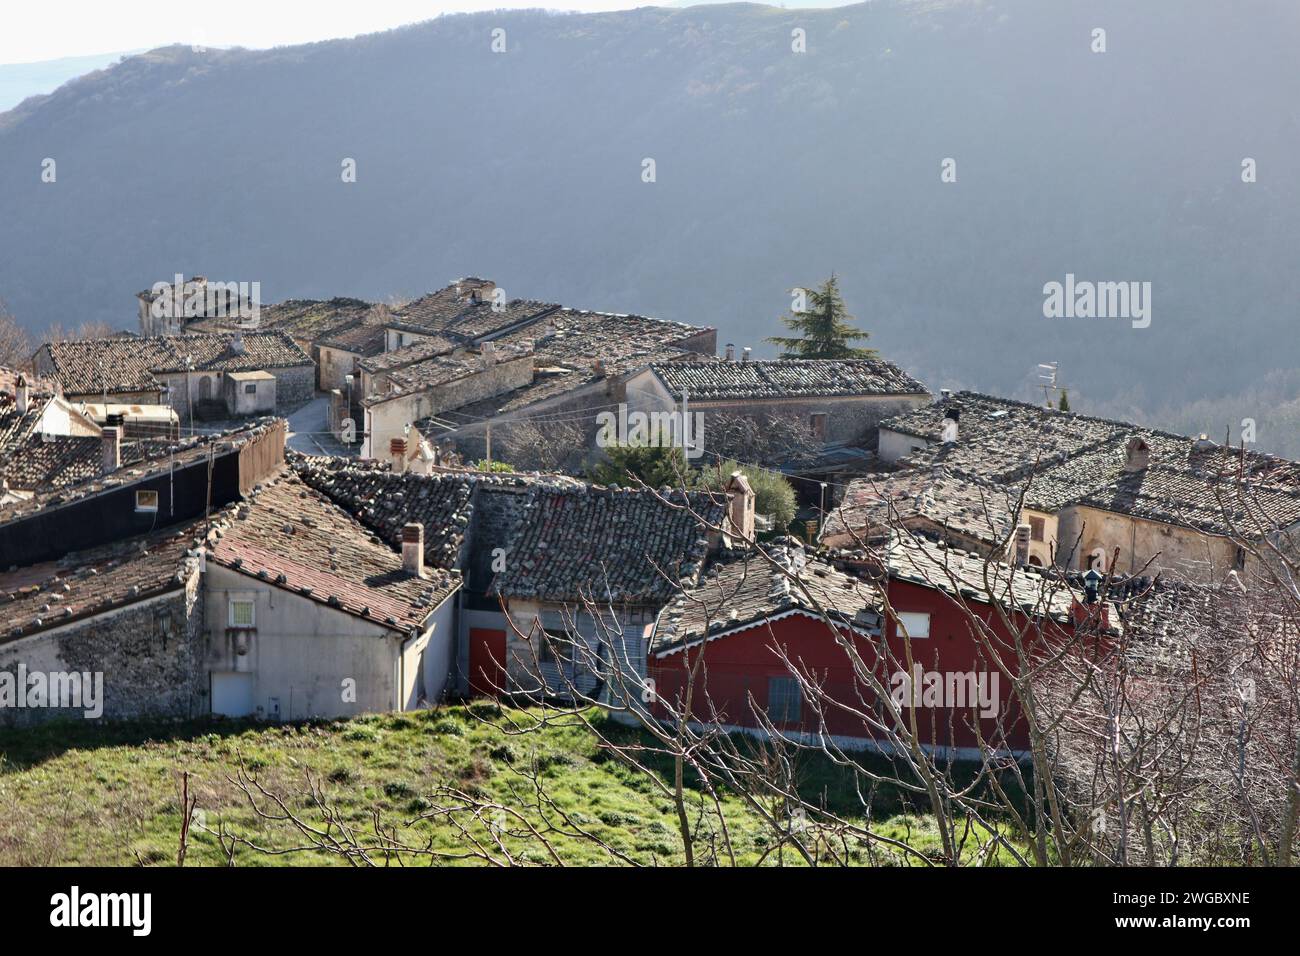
[724,343,735,361]
[230,331,245,355]
[594,358,607,378]
[481,341,497,366]
[724,471,756,546]
[390,437,408,474]
[741,347,752,363]
[941,407,959,444]
[940,388,951,400]
[1013,524,1031,567]
[15,374,29,414]
[1123,436,1150,473]
[401,523,424,577]
[101,425,122,475]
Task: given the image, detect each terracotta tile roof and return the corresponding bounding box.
[368,346,531,403]
[318,319,389,358]
[289,457,727,606]
[821,469,1017,549]
[494,308,710,366]
[0,418,284,526]
[388,291,559,340]
[191,297,376,344]
[1075,465,1300,536]
[0,519,204,644]
[0,394,45,463]
[41,331,312,395]
[652,358,927,401]
[875,533,1093,626]
[207,468,458,633]
[359,335,461,374]
[652,540,882,655]
[884,392,1300,536]
[491,485,727,605]
[292,457,477,570]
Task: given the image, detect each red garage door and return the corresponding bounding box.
[469,628,508,697]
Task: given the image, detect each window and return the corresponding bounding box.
[135,490,159,513]
[1235,546,1247,571]
[810,412,828,442]
[768,677,802,724]
[1029,515,1045,542]
[895,611,931,639]
[537,628,573,666]
[244,383,257,395]
[228,598,255,628]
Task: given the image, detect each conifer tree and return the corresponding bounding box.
[766,275,878,359]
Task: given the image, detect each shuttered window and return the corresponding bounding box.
[768,677,802,724]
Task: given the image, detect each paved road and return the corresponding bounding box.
[285,395,356,458]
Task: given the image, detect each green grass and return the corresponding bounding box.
[0,705,1018,866]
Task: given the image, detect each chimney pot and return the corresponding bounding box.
[101,425,122,475]
[941,409,959,444]
[15,374,30,414]
[1013,524,1031,567]
[390,437,408,474]
[401,523,424,577]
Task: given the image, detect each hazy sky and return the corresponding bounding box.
[0,1,643,64]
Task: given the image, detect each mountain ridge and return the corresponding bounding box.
[2,1,1298,451]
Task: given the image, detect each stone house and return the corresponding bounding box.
[35,331,314,421]
[876,391,1300,582]
[624,357,931,450]
[201,470,461,719]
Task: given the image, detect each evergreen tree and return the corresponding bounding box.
[589,433,690,488]
[1058,390,1071,412]
[766,275,878,359]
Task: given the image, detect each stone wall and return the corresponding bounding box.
[270,365,316,407]
[694,393,930,448]
[0,568,205,727]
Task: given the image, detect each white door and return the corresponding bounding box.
[211,672,255,716]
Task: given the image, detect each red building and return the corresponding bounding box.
[648,536,1105,757]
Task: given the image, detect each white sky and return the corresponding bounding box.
[0,1,646,64]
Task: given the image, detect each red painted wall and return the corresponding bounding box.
[649,580,1080,753]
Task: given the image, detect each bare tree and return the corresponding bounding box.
[0,298,32,370]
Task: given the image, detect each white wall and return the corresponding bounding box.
[204,566,429,719]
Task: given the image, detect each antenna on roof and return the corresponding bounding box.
[1037,362,1065,409]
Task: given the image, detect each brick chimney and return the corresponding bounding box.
[401,523,424,577]
[101,425,122,475]
[15,374,29,414]
[1123,436,1150,473]
[390,437,408,474]
[724,471,755,546]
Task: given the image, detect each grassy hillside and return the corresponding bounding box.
[0,705,981,866]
